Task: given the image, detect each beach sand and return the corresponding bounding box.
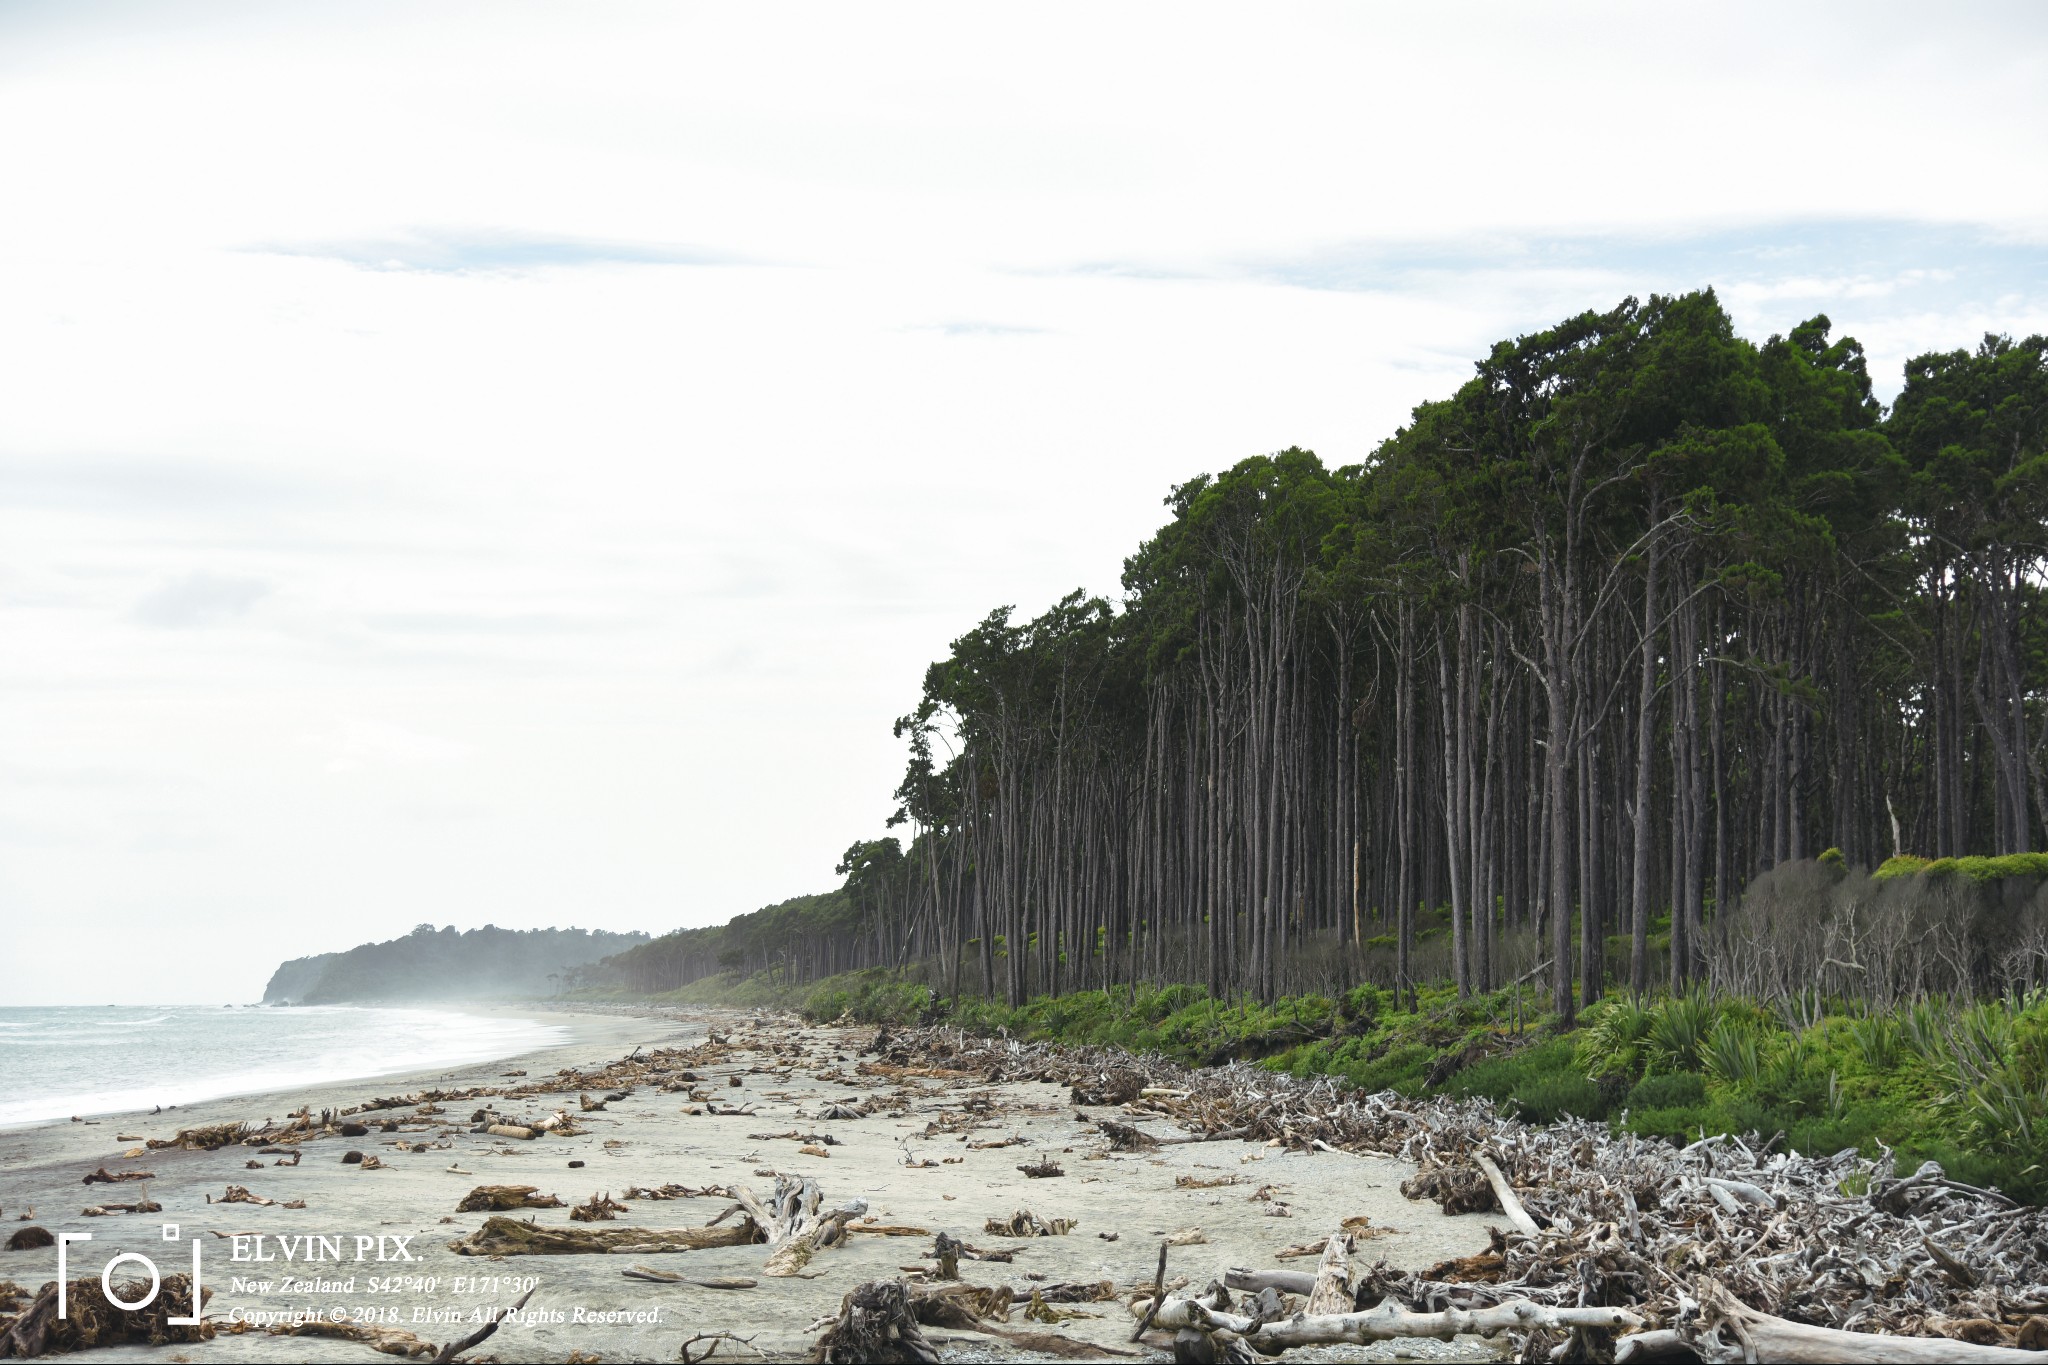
[0,1007,1501,1363]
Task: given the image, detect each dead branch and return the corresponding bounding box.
[432,1286,533,1362]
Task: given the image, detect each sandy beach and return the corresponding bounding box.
[0,1007,1500,1363]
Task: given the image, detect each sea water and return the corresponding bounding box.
[0,1005,568,1126]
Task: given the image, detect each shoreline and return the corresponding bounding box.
[0,1002,688,1136]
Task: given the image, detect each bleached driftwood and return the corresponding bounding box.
[880,1025,2048,1357]
[1303,1231,1352,1315]
[1224,1267,1317,1297]
[1136,1290,1643,1347]
[1474,1151,1542,1237]
[1628,1278,2048,1364]
[730,1174,866,1276]
[445,1213,761,1256]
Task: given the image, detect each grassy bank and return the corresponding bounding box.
[581,967,2048,1202]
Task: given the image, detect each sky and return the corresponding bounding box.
[1,2,2045,1004]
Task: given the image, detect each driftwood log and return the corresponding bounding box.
[1473,1151,1542,1237]
[1138,1287,1645,1348]
[454,1184,563,1212]
[1303,1231,1352,1316]
[446,1212,762,1256]
[1629,1277,2048,1364]
[811,1279,938,1364]
[731,1175,867,1276]
[809,1278,1133,1363]
[254,1318,437,1359]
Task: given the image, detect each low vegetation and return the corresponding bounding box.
[629,965,2048,1202]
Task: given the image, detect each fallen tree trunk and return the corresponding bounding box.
[621,1267,757,1288]
[257,1318,438,1359]
[455,1185,563,1212]
[907,1282,1137,1360]
[446,1213,761,1256]
[731,1174,867,1277]
[1304,1230,1352,1315]
[1653,1278,2048,1364]
[1224,1268,1317,1297]
[1611,1330,1696,1364]
[1137,1291,1643,1348]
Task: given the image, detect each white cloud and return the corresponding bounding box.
[131,572,270,628]
[315,717,470,774]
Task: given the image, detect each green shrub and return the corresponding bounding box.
[1752,1031,1833,1112]
[1627,1107,1707,1141]
[1507,1071,1604,1124]
[1338,1041,1437,1096]
[1851,1013,1904,1071]
[1150,983,1207,1019]
[1574,998,1653,1078]
[1625,1071,1706,1112]
[1703,1018,1764,1087]
[1918,991,2048,1182]
[1647,988,1716,1073]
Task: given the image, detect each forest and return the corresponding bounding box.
[595,291,2047,1030]
[263,923,648,1004]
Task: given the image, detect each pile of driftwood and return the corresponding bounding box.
[809,1276,1135,1363]
[877,1024,2048,1362]
[445,1172,867,1281]
[143,1091,485,1152]
[131,1028,794,1157]
[489,1025,813,1104]
[0,1275,211,1358]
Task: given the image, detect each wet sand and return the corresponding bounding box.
[0,1008,1500,1363]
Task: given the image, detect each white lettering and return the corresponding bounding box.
[167,1238,204,1327]
[56,1233,90,1320]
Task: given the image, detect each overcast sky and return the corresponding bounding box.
[2,2,2045,1005]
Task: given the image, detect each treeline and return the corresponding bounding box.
[595,891,873,994]
[594,291,2047,1021]
[264,924,649,1004]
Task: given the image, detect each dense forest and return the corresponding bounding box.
[264,924,648,1004]
[596,291,2047,1024]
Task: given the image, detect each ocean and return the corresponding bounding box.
[0,1005,569,1127]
